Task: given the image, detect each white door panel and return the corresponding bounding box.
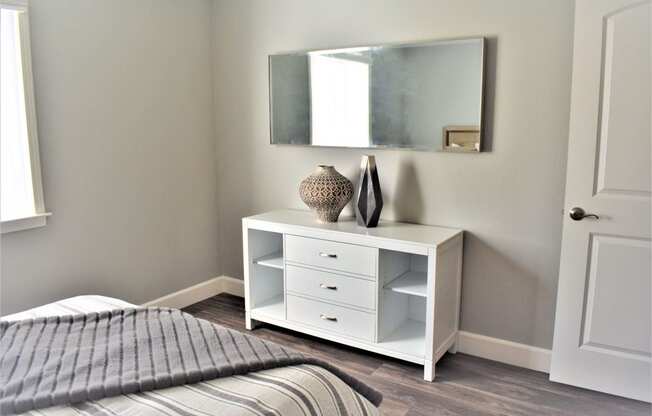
[551,0,651,402]
[595,2,651,196]
[582,235,651,357]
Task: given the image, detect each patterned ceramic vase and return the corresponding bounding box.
[299,165,353,223]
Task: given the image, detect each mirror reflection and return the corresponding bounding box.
[269,38,485,152]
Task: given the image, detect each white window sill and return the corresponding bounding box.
[1,212,51,234]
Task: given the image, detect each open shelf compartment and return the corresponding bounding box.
[385,270,427,297]
[254,251,284,270]
[252,294,284,318]
[378,319,425,358]
[377,249,428,358]
[248,229,285,321]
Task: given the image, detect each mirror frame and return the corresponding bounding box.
[268,36,486,152]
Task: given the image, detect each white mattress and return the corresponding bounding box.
[2,296,379,416]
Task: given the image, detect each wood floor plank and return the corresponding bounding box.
[183,294,651,416]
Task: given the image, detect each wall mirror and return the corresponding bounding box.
[269,37,485,152]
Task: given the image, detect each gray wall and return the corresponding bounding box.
[213,0,573,349]
[0,0,220,314]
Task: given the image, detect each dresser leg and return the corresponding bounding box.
[245,312,257,330]
[423,360,435,381]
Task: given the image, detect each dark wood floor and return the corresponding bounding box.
[183,294,650,416]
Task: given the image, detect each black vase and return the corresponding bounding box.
[355,155,383,227]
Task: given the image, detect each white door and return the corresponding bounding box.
[550,0,651,402]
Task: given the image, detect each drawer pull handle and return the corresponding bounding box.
[319,283,338,291]
[320,314,338,322]
[319,252,338,259]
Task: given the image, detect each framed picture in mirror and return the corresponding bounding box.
[442,126,481,152]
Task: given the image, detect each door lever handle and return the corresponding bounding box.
[569,207,599,221]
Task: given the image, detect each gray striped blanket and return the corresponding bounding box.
[0,307,381,415]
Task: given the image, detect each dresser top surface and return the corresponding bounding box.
[244,209,462,247]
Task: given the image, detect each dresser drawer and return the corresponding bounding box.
[286,295,375,341]
[285,235,376,277]
[286,264,376,310]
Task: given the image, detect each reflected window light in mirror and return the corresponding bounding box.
[309,51,370,147]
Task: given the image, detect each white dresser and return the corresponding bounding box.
[242,209,463,380]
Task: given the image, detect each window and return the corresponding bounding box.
[1,1,48,233]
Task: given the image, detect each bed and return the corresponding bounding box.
[1,295,380,416]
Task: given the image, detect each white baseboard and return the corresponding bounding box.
[145,277,551,373]
[457,330,551,373]
[219,275,245,297]
[142,275,243,309]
